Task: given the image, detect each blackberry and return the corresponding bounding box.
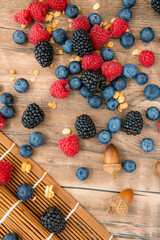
[151,0,160,14]
[34,41,53,68]
[41,206,66,234]
[22,103,45,129]
[75,114,96,139]
[122,111,143,136]
[81,70,106,93]
[72,29,93,57]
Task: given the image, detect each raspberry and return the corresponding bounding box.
[82,52,103,71]
[139,50,155,67]
[110,18,129,37]
[45,0,67,11]
[158,122,160,131]
[71,16,91,32]
[90,25,111,49]
[14,9,33,25]
[0,114,5,130]
[58,135,79,157]
[29,23,51,45]
[0,162,12,185]
[101,61,123,82]
[28,2,48,22]
[50,79,70,99]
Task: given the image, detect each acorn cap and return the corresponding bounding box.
[103,163,121,179]
[107,195,128,216]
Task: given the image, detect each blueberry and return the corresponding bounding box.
[120,32,135,48]
[62,39,73,54]
[0,93,13,105]
[97,130,112,144]
[55,66,69,79]
[118,8,132,22]
[79,86,91,98]
[52,29,67,44]
[2,233,19,240]
[76,167,89,181]
[1,106,15,119]
[88,95,102,108]
[69,77,82,90]
[65,4,79,19]
[88,13,102,26]
[123,63,138,79]
[146,107,160,121]
[29,132,44,147]
[122,0,136,8]
[19,144,33,158]
[136,73,148,85]
[101,48,115,61]
[17,183,34,201]
[140,27,155,43]
[112,76,127,91]
[14,78,29,93]
[123,160,136,173]
[144,84,160,100]
[106,98,119,111]
[140,138,155,152]
[102,86,115,99]
[68,61,81,74]
[107,117,122,133]
[13,30,26,45]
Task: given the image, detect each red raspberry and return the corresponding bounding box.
[110,18,129,37]
[0,161,12,185]
[90,25,111,49]
[58,135,79,157]
[14,9,33,25]
[29,23,51,44]
[0,114,5,130]
[28,2,48,22]
[45,0,67,11]
[71,16,91,32]
[139,50,155,67]
[82,52,103,71]
[50,79,70,99]
[101,61,123,82]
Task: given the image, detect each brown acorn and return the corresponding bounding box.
[103,144,121,179]
[155,162,160,177]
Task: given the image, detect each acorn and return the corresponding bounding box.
[155,161,160,177]
[103,144,121,179]
[107,189,134,216]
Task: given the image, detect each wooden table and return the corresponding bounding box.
[0,0,160,239]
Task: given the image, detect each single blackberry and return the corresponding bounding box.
[81,70,106,93]
[75,114,96,139]
[41,206,66,234]
[22,103,45,129]
[151,0,160,14]
[122,111,143,136]
[72,29,93,57]
[34,41,53,67]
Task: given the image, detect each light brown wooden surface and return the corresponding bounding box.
[0,0,160,239]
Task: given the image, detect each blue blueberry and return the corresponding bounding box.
[29,132,44,147]
[140,138,155,152]
[2,233,19,240]
[17,183,34,201]
[1,106,15,119]
[112,77,127,91]
[68,61,81,74]
[122,0,136,8]
[136,73,148,85]
[76,167,89,181]
[69,77,82,90]
[144,84,160,100]
[106,98,119,111]
[55,66,69,79]
[140,27,155,43]
[13,30,26,45]
[62,39,73,54]
[118,8,132,22]
[123,63,138,79]
[88,13,102,26]
[88,95,102,109]
[146,107,160,121]
[120,32,135,48]
[0,93,13,105]
[101,48,115,61]
[79,86,91,98]
[65,4,79,19]
[14,78,29,93]
[123,160,136,173]
[107,117,122,133]
[102,86,115,99]
[97,130,112,144]
[19,144,33,158]
[52,29,67,44]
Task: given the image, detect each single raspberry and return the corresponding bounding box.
[158,122,160,131]
[28,2,49,22]
[58,135,79,157]
[0,162,12,185]
[14,9,33,25]
[90,25,111,49]
[45,0,67,11]
[101,61,123,82]
[0,114,5,130]
[110,18,129,37]
[82,52,103,71]
[50,79,70,99]
[71,16,91,32]
[139,50,155,67]
[29,23,51,44]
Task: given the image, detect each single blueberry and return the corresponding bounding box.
[140,138,155,152]
[140,27,155,43]
[69,77,82,90]
[29,132,44,147]
[17,183,34,201]
[88,95,102,109]
[2,233,19,240]
[107,117,122,133]
[97,130,112,144]
[0,93,13,105]
[123,63,138,79]
[19,144,33,158]
[1,106,15,119]
[14,78,29,93]
[136,73,148,85]
[13,30,26,45]
[118,8,132,22]
[144,84,160,100]
[55,66,69,79]
[101,48,115,61]
[76,167,89,181]
[102,86,115,99]
[52,29,67,44]
[146,107,160,121]
[122,0,136,8]
[106,98,119,111]
[65,4,79,19]
[79,86,92,98]
[123,160,136,173]
[68,61,81,74]
[88,13,102,26]
[112,76,127,91]
[120,32,135,48]
[62,39,73,54]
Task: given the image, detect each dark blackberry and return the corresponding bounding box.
[81,70,106,93]
[34,41,53,67]
[75,114,96,139]
[122,111,143,136]
[151,0,160,14]
[41,206,66,234]
[72,29,93,57]
[22,103,45,129]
